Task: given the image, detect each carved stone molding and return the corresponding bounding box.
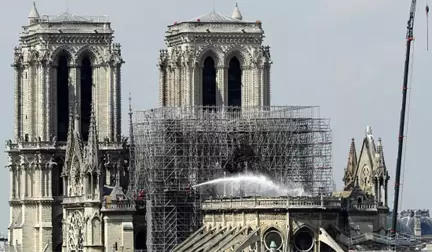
[67,210,85,251]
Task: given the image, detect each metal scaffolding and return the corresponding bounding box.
[132,105,333,251]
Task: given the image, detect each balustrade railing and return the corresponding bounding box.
[102,200,135,211]
[201,196,343,210]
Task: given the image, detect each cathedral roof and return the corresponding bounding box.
[44,11,108,23]
[188,11,244,23]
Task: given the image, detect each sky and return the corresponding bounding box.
[0,0,430,232]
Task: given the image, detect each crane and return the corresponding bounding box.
[390,0,419,240]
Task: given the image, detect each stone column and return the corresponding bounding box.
[255,66,263,107]
[243,66,252,107]
[184,65,191,106]
[384,180,388,207]
[114,65,121,141]
[94,65,100,135]
[264,64,271,107]
[173,66,179,106]
[62,176,67,196]
[84,176,88,198]
[191,66,198,106]
[45,169,49,198]
[40,165,44,197]
[91,175,94,199]
[38,63,44,139]
[16,166,20,198]
[48,168,52,197]
[51,66,58,139]
[44,64,51,142]
[28,64,35,137]
[13,66,22,141]
[10,168,14,199]
[197,66,203,106]
[108,65,115,140]
[158,65,165,106]
[96,174,100,199]
[181,65,186,106]
[216,65,226,106]
[178,66,182,106]
[374,178,381,204]
[72,64,81,131]
[22,164,27,198]
[260,65,266,107]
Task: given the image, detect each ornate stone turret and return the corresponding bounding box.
[373,138,390,207]
[28,2,40,25]
[232,3,243,20]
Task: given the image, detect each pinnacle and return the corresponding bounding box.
[349,138,356,154]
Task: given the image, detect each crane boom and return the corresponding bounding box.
[390,0,417,239]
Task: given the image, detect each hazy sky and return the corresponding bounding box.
[0,0,430,231]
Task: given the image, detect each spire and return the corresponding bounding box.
[64,101,84,178]
[64,103,76,166]
[232,3,243,20]
[28,2,40,24]
[85,104,99,173]
[347,138,358,169]
[127,93,135,197]
[343,138,358,189]
[87,104,98,145]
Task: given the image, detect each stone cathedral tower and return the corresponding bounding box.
[6,3,133,252]
[158,4,272,108]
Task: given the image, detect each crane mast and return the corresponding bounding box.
[390,0,417,239]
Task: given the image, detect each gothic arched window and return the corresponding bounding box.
[228,57,242,108]
[56,53,70,142]
[80,56,93,141]
[202,56,217,107]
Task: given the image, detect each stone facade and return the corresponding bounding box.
[7,3,133,252]
[158,6,272,108]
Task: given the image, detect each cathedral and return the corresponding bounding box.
[5,2,411,252]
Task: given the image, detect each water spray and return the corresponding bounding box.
[193,172,308,197]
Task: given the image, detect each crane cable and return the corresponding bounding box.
[399,38,416,211]
[427,1,430,50]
